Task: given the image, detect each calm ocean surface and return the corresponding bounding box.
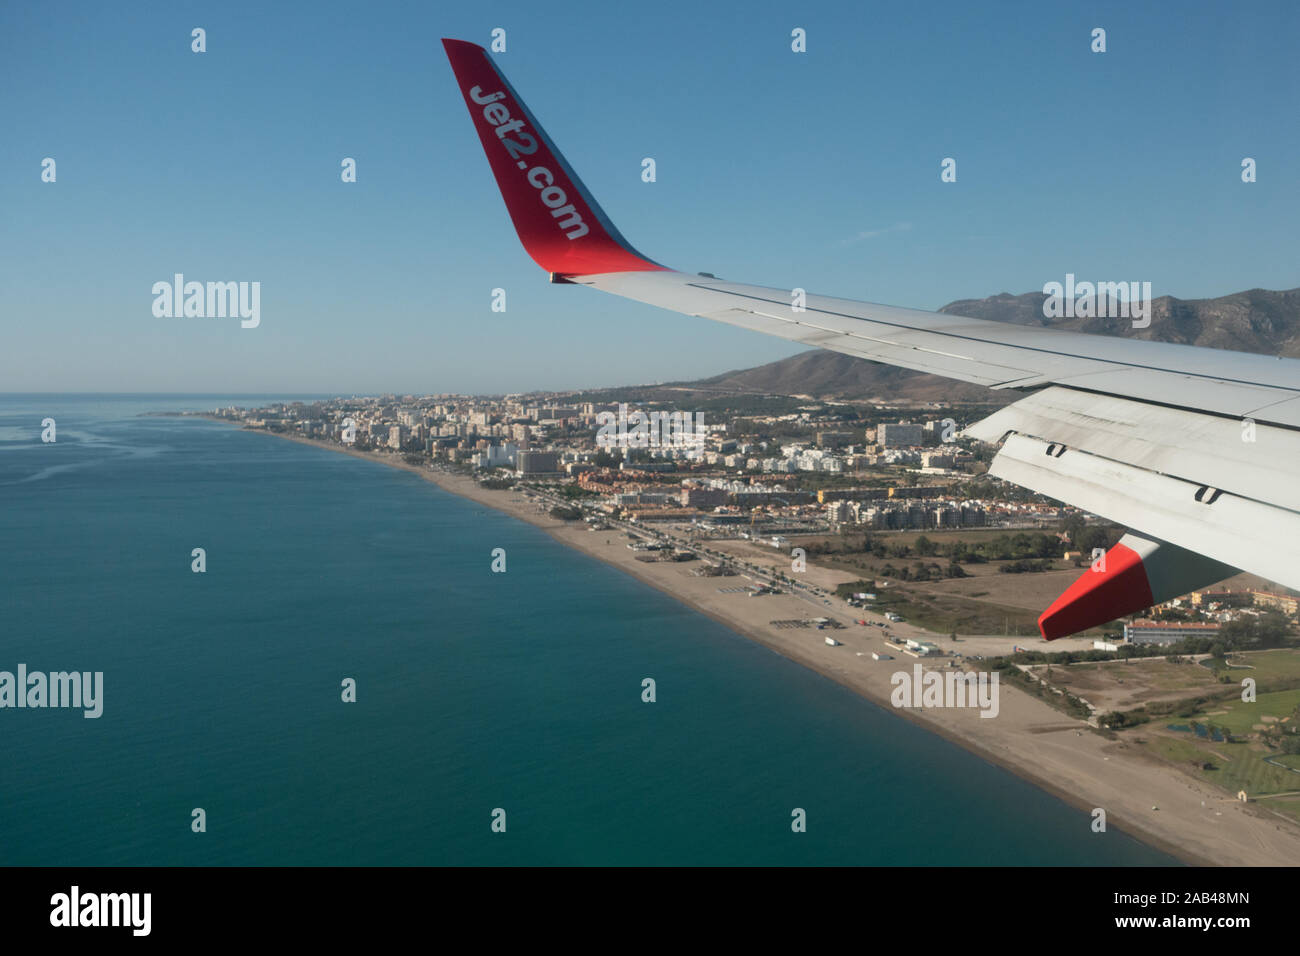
[0,395,1176,865]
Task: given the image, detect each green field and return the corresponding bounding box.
[1203,689,1300,736]
[1213,648,1300,684]
[1129,649,1300,821]
[1142,736,1300,822]
[852,587,1041,637]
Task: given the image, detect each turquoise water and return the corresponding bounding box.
[0,395,1176,865]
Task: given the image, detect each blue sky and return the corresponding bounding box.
[2,0,1297,394]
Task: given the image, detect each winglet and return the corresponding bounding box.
[1038,538,1155,640]
[1038,533,1238,640]
[441,39,666,277]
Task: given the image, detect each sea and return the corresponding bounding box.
[0,395,1176,865]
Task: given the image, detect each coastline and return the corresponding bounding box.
[234,423,1300,866]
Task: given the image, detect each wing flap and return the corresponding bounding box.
[987,433,1300,588]
[967,387,1300,513]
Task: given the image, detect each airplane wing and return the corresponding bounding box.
[442,38,1300,639]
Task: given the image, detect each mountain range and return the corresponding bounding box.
[668,287,1300,402]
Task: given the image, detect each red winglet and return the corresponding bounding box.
[1038,541,1154,640]
[1038,533,1239,640]
[442,39,667,277]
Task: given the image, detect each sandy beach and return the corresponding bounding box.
[246,426,1300,866]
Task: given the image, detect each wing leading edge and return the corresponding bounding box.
[443,38,1300,638]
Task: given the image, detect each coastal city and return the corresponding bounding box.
[205,392,1297,647]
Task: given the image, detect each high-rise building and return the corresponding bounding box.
[516,450,559,475]
[879,422,923,447]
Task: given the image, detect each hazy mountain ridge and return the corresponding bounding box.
[666,286,1300,402]
[940,288,1300,356]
